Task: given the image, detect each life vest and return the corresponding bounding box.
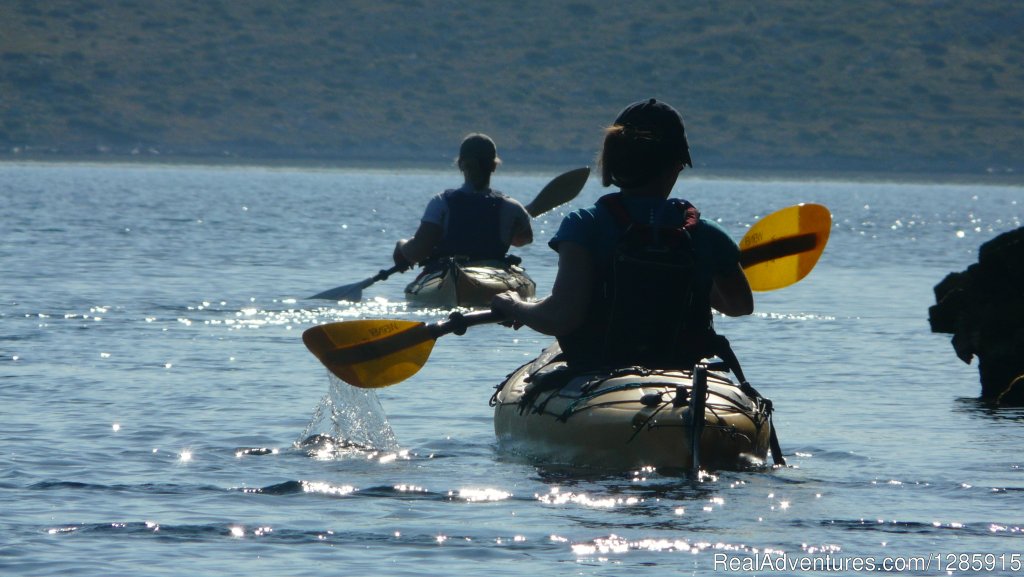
[430,188,508,261]
[557,193,716,368]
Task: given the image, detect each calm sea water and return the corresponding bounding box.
[2,162,1023,576]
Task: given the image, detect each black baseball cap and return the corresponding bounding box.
[614,99,692,168]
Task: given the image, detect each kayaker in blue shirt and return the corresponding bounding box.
[491,99,753,367]
[393,133,534,268]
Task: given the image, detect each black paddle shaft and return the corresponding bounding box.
[436,310,504,337]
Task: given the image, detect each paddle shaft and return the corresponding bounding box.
[436,310,504,336]
[307,264,407,301]
[371,264,405,283]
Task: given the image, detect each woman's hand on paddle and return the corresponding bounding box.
[491,291,525,330]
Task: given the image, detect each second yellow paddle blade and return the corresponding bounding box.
[303,320,436,388]
[740,203,832,292]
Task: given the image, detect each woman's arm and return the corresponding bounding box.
[393,221,443,266]
[509,222,533,247]
[710,263,754,317]
[491,241,592,335]
[505,201,534,248]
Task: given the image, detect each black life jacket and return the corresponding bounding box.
[430,188,508,261]
[557,193,716,369]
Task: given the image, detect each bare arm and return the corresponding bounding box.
[393,221,443,266]
[509,223,533,247]
[507,203,534,248]
[491,241,591,335]
[710,263,754,317]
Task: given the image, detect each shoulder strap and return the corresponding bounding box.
[597,193,700,231]
[668,198,701,231]
[597,193,700,250]
[596,193,632,229]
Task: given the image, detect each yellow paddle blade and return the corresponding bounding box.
[739,203,832,291]
[302,320,437,388]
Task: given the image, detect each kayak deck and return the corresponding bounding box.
[405,258,536,308]
[492,345,775,472]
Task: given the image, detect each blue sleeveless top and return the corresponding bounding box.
[550,192,740,367]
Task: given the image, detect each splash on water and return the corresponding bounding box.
[295,373,399,458]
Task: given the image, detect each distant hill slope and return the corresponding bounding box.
[2,0,1022,175]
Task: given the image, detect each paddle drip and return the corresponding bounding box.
[296,373,399,457]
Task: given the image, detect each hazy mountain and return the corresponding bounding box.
[2,0,1021,176]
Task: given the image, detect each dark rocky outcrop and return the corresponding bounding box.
[929,228,1024,404]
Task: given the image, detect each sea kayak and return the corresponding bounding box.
[492,343,778,472]
[405,257,536,308]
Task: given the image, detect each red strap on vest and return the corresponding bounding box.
[597,193,701,235]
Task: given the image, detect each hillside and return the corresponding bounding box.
[2,0,1022,175]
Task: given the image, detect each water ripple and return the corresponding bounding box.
[818,518,1023,538]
